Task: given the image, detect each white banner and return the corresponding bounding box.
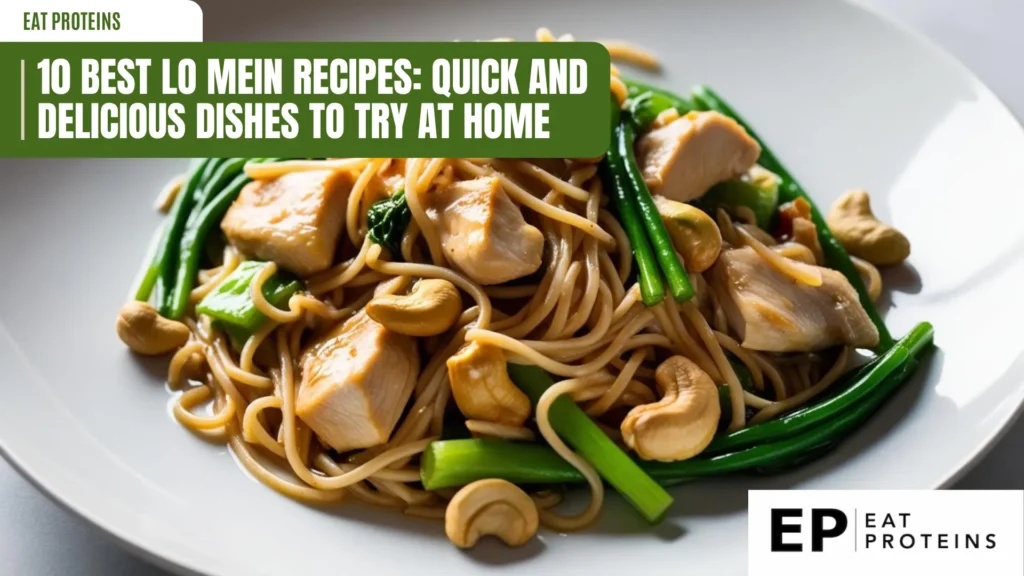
[1,0,202,42]
[749,490,1024,576]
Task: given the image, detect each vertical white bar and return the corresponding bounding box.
[20,59,25,140]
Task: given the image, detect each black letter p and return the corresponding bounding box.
[811,508,848,552]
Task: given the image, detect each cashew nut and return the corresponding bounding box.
[445,478,539,549]
[827,189,910,265]
[365,278,462,336]
[447,342,531,426]
[620,356,720,462]
[653,195,722,272]
[115,301,190,355]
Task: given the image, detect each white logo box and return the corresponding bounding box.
[1,0,202,42]
[748,490,1023,576]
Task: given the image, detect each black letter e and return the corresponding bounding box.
[771,508,803,552]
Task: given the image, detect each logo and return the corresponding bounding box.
[770,508,848,552]
[748,491,1023,576]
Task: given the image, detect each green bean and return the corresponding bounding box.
[750,360,916,477]
[136,158,213,305]
[167,163,269,320]
[421,438,582,490]
[717,385,733,431]
[165,158,253,318]
[698,176,779,230]
[424,338,929,489]
[648,344,924,478]
[628,91,679,130]
[623,79,695,112]
[689,85,894,349]
[508,363,673,523]
[193,158,248,212]
[756,358,920,475]
[689,92,711,112]
[423,359,918,488]
[705,322,933,454]
[599,140,665,306]
[616,116,694,301]
[128,221,165,303]
[423,358,913,483]
[156,158,227,316]
[752,441,836,476]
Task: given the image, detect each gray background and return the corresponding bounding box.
[2,0,1022,574]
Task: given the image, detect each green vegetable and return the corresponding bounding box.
[752,439,837,476]
[623,79,694,112]
[628,91,679,130]
[607,91,621,133]
[614,115,694,302]
[166,171,250,318]
[191,158,248,213]
[135,158,214,304]
[689,85,894,349]
[157,158,228,314]
[440,406,473,441]
[196,260,302,333]
[426,353,922,488]
[129,221,165,303]
[425,327,930,488]
[699,167,780,229]
[507,363,673,523]
[716,358,753,430]
[667,357,920,480]
[422,438,581,489]
[689,92,711,112]
[705,322,933,454]
[166,158,251,318]
[717,385,733,430]
[167,158,281,319]
[730,356,756,392]
[220,322,258,352]
[599,133,665,306]
[366,190,412,257]
[422,438,581,490]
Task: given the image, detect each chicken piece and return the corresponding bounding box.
[707,247,879,352]
[637,111,761,203]
[221,170,353,276]
[425,176,544,285]
[377,158,407,196]
[296,311,419,453]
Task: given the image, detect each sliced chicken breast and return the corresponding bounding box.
[425,176,544,285]
[637,111,761,203]
[222,170,353,276]
[707,246,879,352]
[296,311,419,453]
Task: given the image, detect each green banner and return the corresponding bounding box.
[0,42,610,158]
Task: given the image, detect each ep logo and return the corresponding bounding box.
[771,508,848,552]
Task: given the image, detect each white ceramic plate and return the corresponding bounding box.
[3,0,1024,574]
